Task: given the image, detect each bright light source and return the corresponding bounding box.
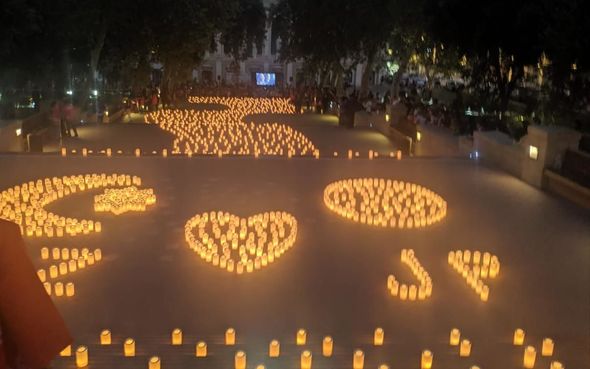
[385,114,390,122]
[416,131,422,142]
[15,128,22,137]
[66,90,73,96]
[92,90,98,96]
[529,145,538,160]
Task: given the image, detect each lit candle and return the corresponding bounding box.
[514,328,525,345]
[61,248,70,260]
[550,361,564,369]
[353,350,364,369]
[94,248,102,261]
[269,340,280,357]
[449,328,461,346]
[171,328,182,345]
[226,328,236,345]
[459,339,471,357]
[66,282,75,297]
[76,346,88,367]
[41,247,49,259]
[124,338,135,357]
[374,328,384,346]
[235,351,246,369]
[149,356,160,369]
[301,350,312,369]
[52,247,61,260]
[523,346,536,368]
[196,341,207,357]
[37,269,46,282]
[421,350,433,369]
[60,345,72,356]
[297,329,307,345]
[68,259,77,272]
[100,330,112,345]
[54,282,64,296]
[322,336,333,357]
[542,338,554,356]
[59,262,68,275]
[400,284,408,300]
[43,282,51,295]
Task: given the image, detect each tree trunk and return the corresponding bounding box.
[391,61,406,100]
[359,51,375,98]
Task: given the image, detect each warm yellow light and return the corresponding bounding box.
[149,356,161,369]
[54,282,64,296]
[196,341,207,357]
[550,361,564,369]
[529,145,539,160]
[385,114,390,122]
[296,329,307,345]
[459,339,471,357]
[514,329,525,345]
[226,328,236,345]
[43,282,51,295]
[52,247,61,260]
[76,346,88,367]
[171,328,182,345]
[416,131,422,142]
[301,350,312,369]
[542,338,554,356]
[100,330,111,345]
[524,346,536,368]
[353,350,364,369]
[135,148,141,157]
[66,282,75,297]
[449,328,461,346]
[269,340,280,357]
[235,351,246,369]
[421,350,433,369]
[322,336,333,357]
[374,328,384,346]
[37,269,46,282]
[60,345,72,356]
[124,338,136,357]
[41,247,49,259]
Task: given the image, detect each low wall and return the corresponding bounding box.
[415,124,463,157]
[474,130,523,177]
[0,120,24,152]
[354,111,412,154]
[544,169,590,209]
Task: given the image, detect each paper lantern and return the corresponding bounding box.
[41,247,49,259]
[514,329,525,345]
[523,346,536,368]
[449,328,461,345]
[171,328,182,345]
[66,282,75,297]
[59,262,68,275]
[459,339,471,357]
[235,351,246,369]
[301,350,312,369]
[269,340,280,357]
[135,148,141,157]
[400,284,408,300]
[550,361,564,369]
[297,329,307,345]
[54,282,64,296]
[43,282,51,295]
[124,338,136,357]
[94,249,102,261]
[60,345,72,356]
[149,356,160,369]
[542,338,554,356]
[322,336,333,357]
[76,346,88,367]
[353,350,364,369]
[68,259,77,272]
[226,328,236,345]
[37,269,46,282]
[374,328,384,346]
[52,248,61,260]
[379,365,389,369]
[100,330,112,345]
[71,248,79,259]
[421,350,433,369]
[196,341,207,357]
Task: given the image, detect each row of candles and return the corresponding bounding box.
[387,249,433,301]
[94,186,156,215]
[0,174,143,237]
[448,249,500,302]
[323,178,447,229]
[62,327,563,369]
[145,97,317,156]
[185,211,298,274]
[38,247,102,297]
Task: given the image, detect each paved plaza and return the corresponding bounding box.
[1,102,589,369]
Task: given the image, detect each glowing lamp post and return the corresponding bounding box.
[195,341,207,357]
[235,351,246,369]
[269,340,280,357]
[301,350,312,369]
[523,346,536,368]
[322,336,333,357]
[76,346,88,367]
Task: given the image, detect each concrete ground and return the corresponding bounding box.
[0,153,588,369]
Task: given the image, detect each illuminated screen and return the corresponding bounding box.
[256,73,276,86]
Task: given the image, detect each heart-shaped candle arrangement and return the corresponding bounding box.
[184,211,298,274]
[323,178,447,228]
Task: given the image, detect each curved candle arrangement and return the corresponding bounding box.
[145,97,317,156]
[448,249,500,302]
[387,249,433,301]
[323,178,447,228]
[185,211,298,274]
[0,174,146,237]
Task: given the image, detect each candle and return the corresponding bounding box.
[353,350,364,369]
[514,328,525,345]
[449,328,460,346]
[171,328,182,345]
[60,345,72,356]
[76,346,88,367]
[301,350,312,369]
[322,336,333,357]
[226,328,236,345]
[550,361,564,369]
[523,346,536,368]
[59,262,68,275]
[297,329,307,345]
[235,351,246,369]
[421,350,433,369]
[148,356,160,369]
[43,282,51,295]
[68,259,77,272]
[542,338,554,356]
[61,248,70,260]
[100,330,112,345]
[269,340,280,357]
[374,328,384,346]
[94,248,102,261]
[37,269,46,282]
[41,247,49,259]
[196,341,207,357]
[66,282,75,297]
[54,282,64,296]
[459,339,471,357]
[52,247,60,260]
[124,338,135,357]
